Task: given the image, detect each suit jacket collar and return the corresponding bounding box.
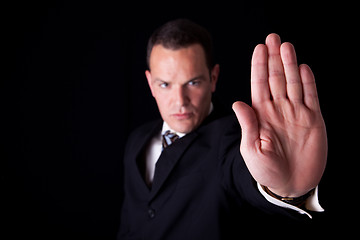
[133,99,231,200]
[131,119,199,200]
[132,119,163,194]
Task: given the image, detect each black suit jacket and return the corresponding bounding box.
[118,105,307,240]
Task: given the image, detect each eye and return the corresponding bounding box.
[159,82,169,88]
[188,80,200,86]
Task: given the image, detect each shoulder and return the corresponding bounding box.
[125,119,162,151]
[193,110,241,158]
[129,119,162,138]
[198,99,241,136]
[197,109,240,138]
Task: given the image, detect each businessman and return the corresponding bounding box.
[118,19,327,239]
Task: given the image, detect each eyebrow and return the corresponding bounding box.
[186,75,206,83]
[154,74,207,84]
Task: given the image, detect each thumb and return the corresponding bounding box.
[232,101,259,151]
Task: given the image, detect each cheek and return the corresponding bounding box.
[154,93,171,114]
[192,88,212,108]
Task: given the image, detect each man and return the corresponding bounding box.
[118,19,327,239]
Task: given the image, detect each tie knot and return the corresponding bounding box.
[162,130,179,149]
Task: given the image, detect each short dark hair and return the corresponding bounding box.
[146,19,214,70]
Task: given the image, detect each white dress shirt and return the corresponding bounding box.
[144,121,186,186]
[144,103,324,218]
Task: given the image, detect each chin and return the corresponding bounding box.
[169,121,198,134]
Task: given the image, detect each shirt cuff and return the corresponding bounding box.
[257,182,324,219]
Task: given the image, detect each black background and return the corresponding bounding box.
[3,1,356,239]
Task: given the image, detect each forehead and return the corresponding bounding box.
[149,44,208,75]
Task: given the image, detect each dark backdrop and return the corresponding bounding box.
[3,1,354,239]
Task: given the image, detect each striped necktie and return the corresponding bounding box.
[162,130,179,149]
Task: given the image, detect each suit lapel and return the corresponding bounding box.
[129,120,162,194]
[132,100,229,200]
[150,131,198,200]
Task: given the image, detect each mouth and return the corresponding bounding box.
[171,112,194,120]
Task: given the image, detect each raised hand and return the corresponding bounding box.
[232,33,327,197]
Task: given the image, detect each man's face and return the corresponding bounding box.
[146,44,219,133]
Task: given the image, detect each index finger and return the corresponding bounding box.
[251,44,270,104]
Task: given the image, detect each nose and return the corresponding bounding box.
[173,86,190,108]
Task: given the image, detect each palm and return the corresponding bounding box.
[233,34,327,197]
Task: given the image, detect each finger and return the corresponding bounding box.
[266,33,286,100]
[232,101,259,152]
[299,64,320,111]
[251,44,270,104]
[280,42,303,102]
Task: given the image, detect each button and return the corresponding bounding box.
[148,208,156,219]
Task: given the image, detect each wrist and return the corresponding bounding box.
[261,185,315,207]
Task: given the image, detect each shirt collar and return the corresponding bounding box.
[161,102,213,138]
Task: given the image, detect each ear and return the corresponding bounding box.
[210,64,220,92]
[145,70,155,97]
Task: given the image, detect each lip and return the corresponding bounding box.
[171,113,193,120]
